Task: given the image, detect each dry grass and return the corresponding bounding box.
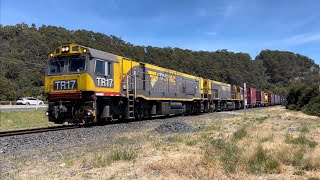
[2,106,320,179]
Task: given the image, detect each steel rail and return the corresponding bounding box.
[0,125,79,138]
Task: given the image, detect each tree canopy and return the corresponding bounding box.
[0,23,319,101]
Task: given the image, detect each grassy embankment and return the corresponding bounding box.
[0,110,55,131]
[2,107,320,179]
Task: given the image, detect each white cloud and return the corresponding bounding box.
[283,33,320,45]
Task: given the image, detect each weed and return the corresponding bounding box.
[248,145,281,174]
[303,155,320,170]
[233,126,247,141]
[293,168,305,176]
[90,148,138,168]
[260,135,274,142]
[285,134,317,148]
[153,141,163,149]
[185,139,197,146]
[291,149,305,167]
[162,134,185,143]
[300,125,309,133]
[209,138,240,173]
[109,149,138,161]
[255,116,268,124]
[203,123,221,132]
[221,142,240,173]
[308,178,320,180]
[91,154,111,168]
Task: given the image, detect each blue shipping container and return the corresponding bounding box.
[274,95,278,105]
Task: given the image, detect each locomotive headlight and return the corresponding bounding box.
[83,49,87,53]
[50,53,53,57]
[62,47,66,52]
[65,47,69,51]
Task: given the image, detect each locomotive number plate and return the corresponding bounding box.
[54,80,77,90]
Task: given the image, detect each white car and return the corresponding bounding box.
[16,97,44,105]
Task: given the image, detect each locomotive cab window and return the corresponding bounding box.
[95,59,112,76]
[69,57,86,73]
[49,59,65,75]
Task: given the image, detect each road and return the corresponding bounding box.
[0,105,47,111]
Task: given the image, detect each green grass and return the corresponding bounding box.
[0,110,55,131]
[308,178,320,180]
[300,125,310,133]
[90,149,138,168]
[233,126,247,141]
[260,135,274,142]
[109,149,138,161]
[255,116,268,124]
[209,138,241,173]
[248,145,281,174]
[285,134,318,148]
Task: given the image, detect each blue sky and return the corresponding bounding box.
[1,0,320,65]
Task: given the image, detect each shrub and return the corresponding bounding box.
[208,138,241,173]
[233,126,247,140]
[285,134,318,148]
[248,145,281,174]
[303,95,320,117]
[256,116,268,124]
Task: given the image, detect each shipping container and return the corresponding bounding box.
[256,90,265,106]
[268,93,274,105]
[274,95,278,105]
[277,95,281,105]
[246,87,256,107]
[280,96,285,104]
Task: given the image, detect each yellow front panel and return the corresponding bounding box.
[45,73,95,93]
[264,93,269,103]
[45,71,121,94]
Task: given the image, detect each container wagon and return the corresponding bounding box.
[274,95,279,105]
[246,87,256,108]
[280,96,285,104]
[268,93,275,106]
[256,90,265,107]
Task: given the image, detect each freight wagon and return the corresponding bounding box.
[268,93,275,106]
[246,88,256,108]
[280,96,285,104]
[256,90,265,107]
[274,95,279,105]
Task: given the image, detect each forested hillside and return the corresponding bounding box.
[0,23,319,101]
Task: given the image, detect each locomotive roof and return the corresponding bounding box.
[83,46,119,62]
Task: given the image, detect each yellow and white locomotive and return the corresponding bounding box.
[45,43,206,124]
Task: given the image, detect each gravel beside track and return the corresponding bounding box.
[154,121,198,133]
[0,108,267,155]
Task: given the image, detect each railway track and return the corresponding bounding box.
[0,125,79,138]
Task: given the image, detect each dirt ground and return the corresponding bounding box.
[1,106,320,180]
